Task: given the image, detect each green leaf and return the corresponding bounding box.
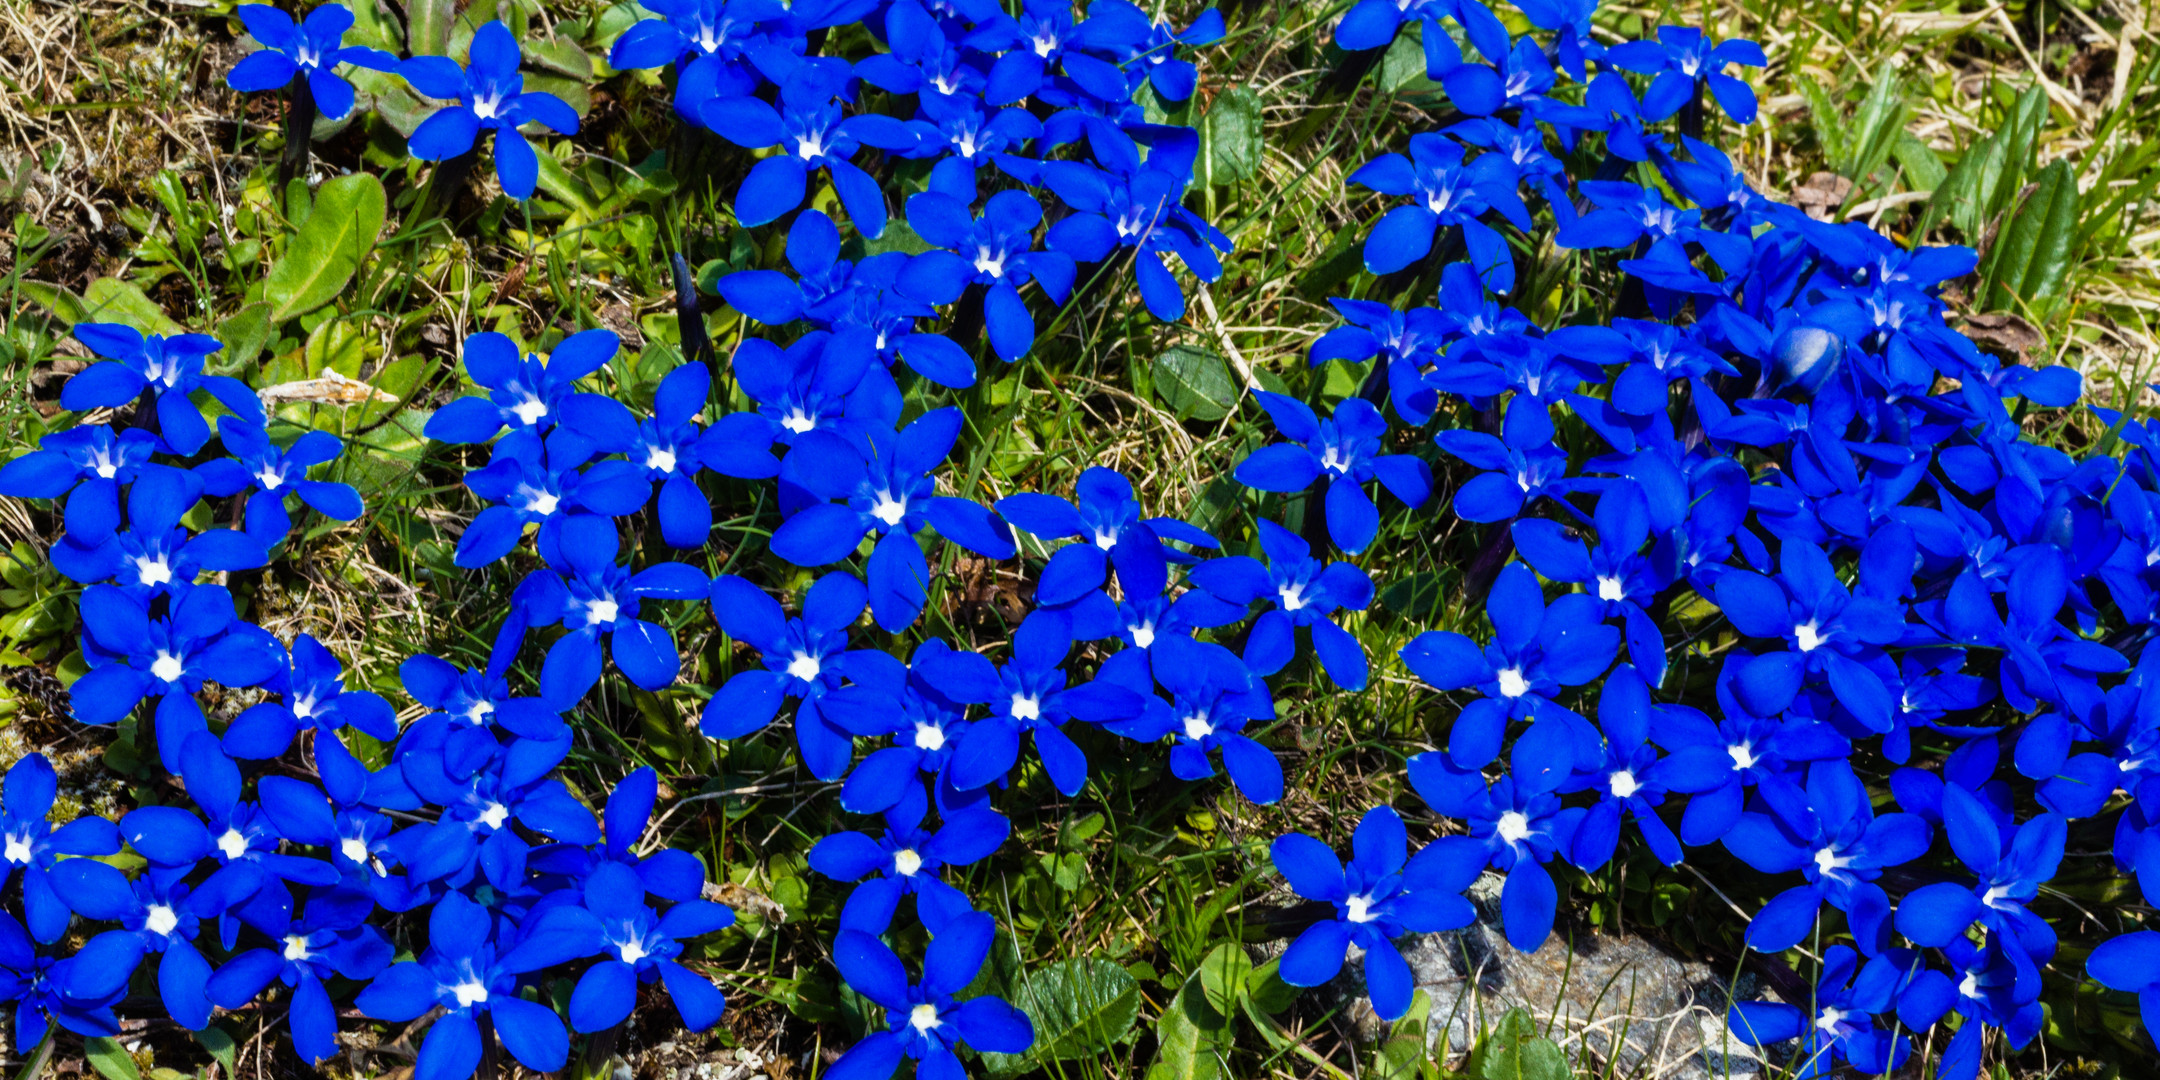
[525,34,593,80]
[1841,61,1907,184]
[1195,943,1252,1019]
[214,301,274,377]
[1153,345,1238,421]
[1795,73,1846,170]
[984,957,1142,1073]
[194,1025,237,1080]
[1375,990,1434,1080]
[1143,975,1228,1080]
[1891,132,1946,194]
[1465,1009,1568,1080]
[264,173,385,323]
[407,0,457,57]
[1246,957,1300,1015]
[12,1030,54,1080]
[82,279,185,336]
[18,281,87,326]
[1198,85,1264,187]
[1980,158,2081,319]
[82,1038,139,1080]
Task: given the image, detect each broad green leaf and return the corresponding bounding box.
[1199,85,1264,187]
[1154,345,1239,421]
[525,34,593,80]
[1375,990,1434,1080]
[1379,25,1437,93]
[18,281,88,326]
[264,172,385,323]
[1980,158,2080,319]
[407,0,456,57]
[1465,1008,1568,1080]
[1246,957,1301,1015]
[984,957,1141,1073]
[1841,61,1907,185]
[81,1038,139,1080]
[215,301,274,377]
[1144,975,1228,1080]
[1196,943,1252,1018]
[193,1026,237,1080]
[83,279,185,336]
[1891,132,1946,193]
[1795,74,1845,170]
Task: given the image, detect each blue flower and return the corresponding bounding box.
[1349,134,1528,288]
[1893,782,2063,968]
[508,515,708,705]
[565,862,734,1034]
[1725,945,1914,1078]
[0,424,160,539]
[809,782,1006,932]
[400,646,569,745]
[704,571,882,780]
[732,331,897,446]
[1097,634,1282,804]
[203,883,393,1063]
[1895,939,2042,1080]
[1606,27,1767,124]
[995,467,1216,605]
[1085,0,1222,101]
[827,912,1033,1080]
[222,633,402,759]
[527,767,710,902]
[1404,753,1581,952]
[1271,806,1478,1021]
[606,0,783,115]
[1510,481,1672,683]
[71,584,286,771]
[1719,760,1931,954]
[426,330,619,445]
[161,734,343,929]
[698,61,893,234]
[900,189,1077,362]
[195,419,363,546]
[820,640,979,814]
[49,464,267,595]
[1189,521,1373,689]
[1334,0,1508,80]
[453,429,652,567]
[1307,300,1447,424]
[1430,422,1579,523]
[1650,656,1850,845]
[356,891,587,1080]
[912,611,1143,795]
[1712,531,1912,727]
[0,754,123,944]
[718,213,977,388]
[49,860,212,1028]
[1509,0,1601,80]
[401,22,581,201]
[226,4,398,121]
[771,408,1017,630]
[58,324,264,456]
[394,729,599,883]
[1560,665,1684,870]
[559,361,779,549]
[2086,932,2160,1052]
[0,912,123,1051]
[1233,393,1431,555]
[1398,564,1616,769]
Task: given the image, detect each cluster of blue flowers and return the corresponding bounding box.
[0,0,2144,1074]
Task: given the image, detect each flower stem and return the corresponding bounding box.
[280,71,317,190]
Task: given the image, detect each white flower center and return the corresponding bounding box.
[1728,742,1758,770]
[283,934,312,962]
[134,556,172,587]
[1009,694,1041,721]
[2,834,31,865]
[479,802,510,829]
[1092,529,1118,550]
[472,95,502,120]
[509,395,548,425]
[1608,770,1639,798]
[1031,33,1057,55]
[151,651,185,683]
[1278,584,1306,611]
[451,980,490,1008]
[910,1003,941,1033]
[781,409,817,434]
[585,598,619,627]
[1181,713,1214,741]
[256,468,284,491]
[870,492,908,526]
[913,722,946,751]
[341,837,369,864]
[292,695,317,720]
[1597,576,1624,602]
[1319,447,1347,474]
[1131,622,1156,648]
[93,454,118,479]
[796,132,827,160]
[618,940,647,964]
[144,905,178,937]
[1794,622,1822,651]
[893,849,923,876]
[645,447,678,473]
[1815,1007,1843,1032]
[1981,884,2012,909]
[1813,847,1852,876]
[1958,971,1980,998]
[1496,668,1528,698]
[217,828,248,859]
[1344,894,1376,923]
[973,246,1006,278]
[1496,811,1532,844]
[786,652,821,682]
[524,489,561,516]
[465,700,496,725]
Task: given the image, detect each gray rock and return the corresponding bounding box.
[1327,874,1773,1080]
